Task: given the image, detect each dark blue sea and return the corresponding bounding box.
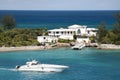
[0,10,120,29]
[0,48,120,80]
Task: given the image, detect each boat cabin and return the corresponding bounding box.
[26,60,39,65]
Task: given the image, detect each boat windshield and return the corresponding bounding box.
[26,60,39,65]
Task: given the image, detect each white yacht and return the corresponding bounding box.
[16,60,69,72]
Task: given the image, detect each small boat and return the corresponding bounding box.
[71,43,85,50]
[16,60,69,72]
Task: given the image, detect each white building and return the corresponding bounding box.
[37,36,58,43]
[48,24,97,40]
[77,38,91,44]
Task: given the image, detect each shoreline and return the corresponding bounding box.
[0,43,70,52]
[0,43,120,52]
[97,44,120,50]
[0,46,47,52]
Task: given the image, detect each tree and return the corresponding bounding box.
[113,13,120,34]
[102,36,111,44]
[1,15,16,30]
[102,31,117,44]
[113,23,120,34]
[113,13,120,42]
[97,22,108,43]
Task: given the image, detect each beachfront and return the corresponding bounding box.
[0,46,45,52]
[1,43,120,52]
[98,44,120,50]
[0,43,70,52]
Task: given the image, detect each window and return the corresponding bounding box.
[56,32,59,34]
[68,32,69,34]
[43,37,46,39]
[77,29,81,34]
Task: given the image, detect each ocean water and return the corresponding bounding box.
[0,10,120,29]
[0,10,120,80]
[0,48,120,80]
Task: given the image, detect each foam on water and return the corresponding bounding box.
[0,67,16,71]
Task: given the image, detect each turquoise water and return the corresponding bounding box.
[0,48,120,80]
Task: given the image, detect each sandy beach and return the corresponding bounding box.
[0,46,46,52]
[1,43,120,52]
[98,44,120,50]
[0,43,70,52]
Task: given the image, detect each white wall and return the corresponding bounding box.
[77,38,91,43]
[37,36,58,43]
[75,28,87,35]
[59,35,73,40]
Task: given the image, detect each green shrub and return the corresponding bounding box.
[115,41,120,45]
[0,28,47,47]
[58,39,75,43]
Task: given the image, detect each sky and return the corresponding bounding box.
[0,0,120,10]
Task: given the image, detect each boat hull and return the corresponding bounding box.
[16,64,69,72]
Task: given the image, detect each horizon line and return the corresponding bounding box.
[0,9,120,11]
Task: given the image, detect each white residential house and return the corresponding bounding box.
[37,24,97,44]
[48,28,75,40]
[48,24,97,40]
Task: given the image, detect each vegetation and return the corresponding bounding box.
[0,15,48,47]
[97,13,120,45]
[58,39,75,43]
[0,28,48,47]
[89,36,96,43]
[0,28,47,47]
[73,34,88,40]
